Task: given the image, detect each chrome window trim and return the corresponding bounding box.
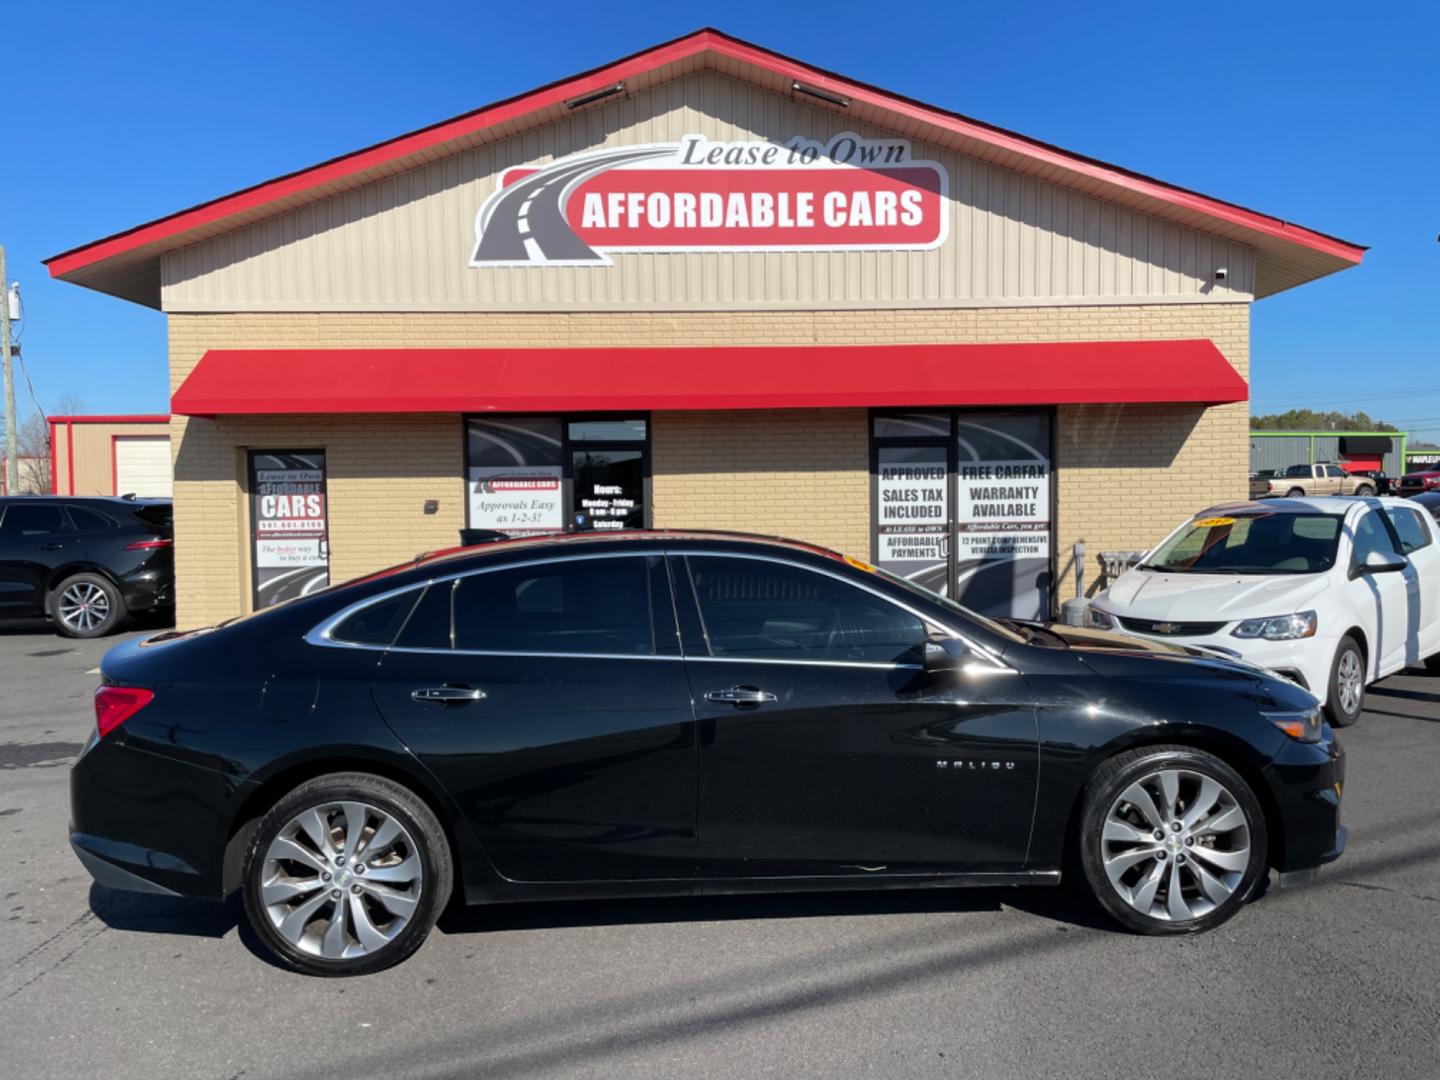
[305,551,661,653]
[304,546,1012,673]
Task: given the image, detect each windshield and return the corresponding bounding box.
[869,564,1026,644]
[1143,512,1344,575]
[1282,465,1313,478]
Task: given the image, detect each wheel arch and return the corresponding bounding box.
[221,750,476,903]
[45,562,124,598]
[1061,728,1285,873]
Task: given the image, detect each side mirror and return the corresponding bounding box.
[1354,550,1407,578]
[923,637,969,674]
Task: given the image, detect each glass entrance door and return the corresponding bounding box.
[872,410,1054,620]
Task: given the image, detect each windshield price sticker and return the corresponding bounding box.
[1193,517,1237,528]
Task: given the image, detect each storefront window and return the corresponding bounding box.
[871,410,1054,620]
[248,450,330,609]
[466,415,649,536]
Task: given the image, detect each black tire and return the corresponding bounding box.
[1354,485,1375,497]
[1324,635,1366,727]
[1285,487,1305,497]
[241,772,452,976]
[47,572,125,638]
[1077,744,1268,935]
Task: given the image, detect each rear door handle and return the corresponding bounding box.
[411,686,487,704]
[704,685,777,706]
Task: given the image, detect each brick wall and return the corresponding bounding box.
[168,303,1248,626]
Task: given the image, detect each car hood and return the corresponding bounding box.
[1041,624,1318,706]
[1098,568,1330,621]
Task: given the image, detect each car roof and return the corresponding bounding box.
[1195,496,1392,516]
[411,529,849,568]
[0,495,170,507]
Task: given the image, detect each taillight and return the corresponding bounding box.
[125,537,173,550]
[94,686,154,738]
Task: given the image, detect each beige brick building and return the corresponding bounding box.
[46,30,1361,628]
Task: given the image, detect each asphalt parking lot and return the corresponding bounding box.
[2,623,1438,1080]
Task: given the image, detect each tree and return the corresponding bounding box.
[15,413,50,493]
[1251,410,1399,432]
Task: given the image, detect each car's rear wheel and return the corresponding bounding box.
[48,572,124,638]
[1077,745,1268,935]
[1324,636,1365,727]
[1285,487,1305,497]
[241,772,452,976]
[1354,484,1375,497]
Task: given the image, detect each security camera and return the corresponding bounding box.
[1214,267,1228,281]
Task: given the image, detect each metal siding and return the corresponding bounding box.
[162,71,1256,313]
[61,422,171,496]
[1250,434,1308,475]
[1313,435,1341,465]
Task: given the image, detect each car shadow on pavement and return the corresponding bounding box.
[87,883,238,939]
[436,883,1118,937]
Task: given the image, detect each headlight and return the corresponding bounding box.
[1263,706,1324,743]
[1231,610,1317,640]
[1084,605,1115,630]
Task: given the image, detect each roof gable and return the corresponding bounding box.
[46,27,1363,306]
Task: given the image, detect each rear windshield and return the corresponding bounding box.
[132,503,173,528]
[1143,512,1344,575]
[1282,465,1313,478]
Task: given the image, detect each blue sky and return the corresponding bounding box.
[3,2,1436,431]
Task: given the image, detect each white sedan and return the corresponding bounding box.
[1085,496,1440,726]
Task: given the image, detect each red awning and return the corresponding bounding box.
[170,341,1247,417]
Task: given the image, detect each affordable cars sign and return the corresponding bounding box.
[471,133,948,266]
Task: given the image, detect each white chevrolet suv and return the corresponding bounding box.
[1085,497,1440,726]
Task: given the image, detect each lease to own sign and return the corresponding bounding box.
[471,133,948,266]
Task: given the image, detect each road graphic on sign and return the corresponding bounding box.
[471,146,676,266]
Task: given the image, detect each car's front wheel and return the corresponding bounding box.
[1077,745,1268,934]
[48,572,125,638]
[1324,635,1365,727]
[241,772,452,976]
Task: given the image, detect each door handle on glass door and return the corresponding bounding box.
[411,686,487,704]
[704,686,776,706]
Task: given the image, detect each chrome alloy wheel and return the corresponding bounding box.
[57,582,111,633]
[1337,649,1364,716]
[1100,768,1252,922]
[260,801,424,960]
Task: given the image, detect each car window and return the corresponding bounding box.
[1385,507,1431,554]
[453,557,656,655]
[1145,512,1342,574]
[0,503,66,536]
[330,589,422,647]
[1326,466,1345,478]
[686,555,926,663]
[67,506,117,532]
[1352,509,1403,564]
[1282,465,1311,478]
[393,580,454,650]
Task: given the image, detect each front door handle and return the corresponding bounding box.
[411,686,487,704]
[704,685,777,706]
[40,542,67,551]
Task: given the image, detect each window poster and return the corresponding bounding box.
[467,418,564,536]
[250,450,329,609]
[953,413,1053,618]
[875,445,949,595]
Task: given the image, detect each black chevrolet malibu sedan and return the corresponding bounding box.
[71,531,1345,975]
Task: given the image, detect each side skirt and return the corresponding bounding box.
[465,869,1061,906]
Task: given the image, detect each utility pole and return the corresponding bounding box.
[0,245,15,496]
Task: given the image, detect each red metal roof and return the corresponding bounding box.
[46,28,1363,305]
[170,341,1247,417]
